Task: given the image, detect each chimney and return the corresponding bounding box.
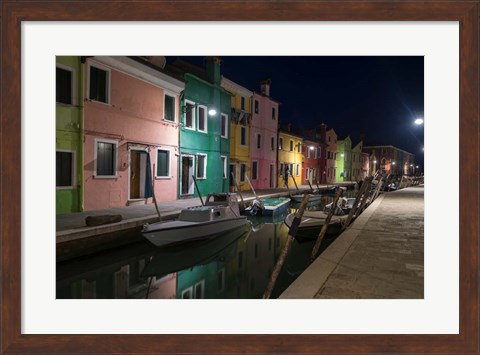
[287,123,291,132]
[318,123,327,142]
[260,78,272,96]
[143,56,166,69]
[205,56,222,85]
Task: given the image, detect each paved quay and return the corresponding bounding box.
[280,186,424,299]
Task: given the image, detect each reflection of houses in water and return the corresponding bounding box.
[56,242,178,299]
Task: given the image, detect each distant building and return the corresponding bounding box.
[300,123,329,184]
[351,140,364,182]
[278,126,303,188]
[325,127,337,184]
[336,136,352,182]
[361,152,370,178]
[363,145,415,175]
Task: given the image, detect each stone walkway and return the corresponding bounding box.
[280,186,424,299]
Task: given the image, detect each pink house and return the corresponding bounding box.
[250,80,279,189]
[83,56,185,210]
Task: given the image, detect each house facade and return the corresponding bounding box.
[278,127,303,188]
[336,136,352,182]
[363,145,415,176]
[351,140,364,182]
[168,57,232,198]
[325,127,337,184]
[220,76,253,191]
[301,138,321,186]
[56,56,83,213]
[83,56,184,210]
[250,80,279,189]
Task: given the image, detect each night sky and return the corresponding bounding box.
[168,56,424,167]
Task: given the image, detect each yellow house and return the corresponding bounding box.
[221,76,253,191]
[278,129,303,188]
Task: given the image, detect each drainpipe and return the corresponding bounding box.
[79,59,85,211]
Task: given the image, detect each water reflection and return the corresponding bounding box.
[57,193,354,299]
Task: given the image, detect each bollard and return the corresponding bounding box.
[311,187,343,261]
[262,193,310,299]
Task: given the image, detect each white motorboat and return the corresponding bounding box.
[142,193,249,247]
[284,210,348,236]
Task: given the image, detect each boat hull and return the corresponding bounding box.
[284,211,347,236]
[142,217,249,247]
[260,197,291,215]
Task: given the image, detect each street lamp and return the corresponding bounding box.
[414,118,424,125]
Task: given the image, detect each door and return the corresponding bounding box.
[269,164,275,188]
[181,156,194,195]
[130,150,147,199]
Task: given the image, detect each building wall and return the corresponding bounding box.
[278,131,303,188]
[363,145,416,176]
[325,129,337,184]
[250,92,279,189]
[351,141,363,181]
[56,56,83,213]
[83,57,182,210]
[302,139,321,186]
[336,137,352,182]
[179,71,232,197]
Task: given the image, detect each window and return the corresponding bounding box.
[196,154,207,179]
[181,287,193,299]
[95,140,117,177]
[278,138,283,150]
[164,94,175,122]
[56,66,73,105]
[271,137,275,151]
[221,156,227,178]
[306,147,311,158]
[240,126,247,146]
[194,281,204,299]
[316,147,320,159]
[272,107,276,120]
[89,65,109,103]
[297,142,301,153]
[221,113,228,138]
[198,106,207,132]
[240,163,247,182]
[241,96,246,110]
[254,100,259,113]
[289,140,294,152]
[279,163,284,175]
[185,101,195,129]
[296,164,300,176]
[56,150,74,187]
[156,149,170,177]
[252,161,258,180]
[306,168,310,180]
[256,134,262,149]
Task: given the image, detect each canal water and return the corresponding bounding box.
[57,193,356,299]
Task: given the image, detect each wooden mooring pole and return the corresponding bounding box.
[263,194,310,299]
[342,176,373,231]
[291,174,300,194]
[231,172,245,210]
[151,163,162,221]
[311,187,343,261]
[192,175,205,206]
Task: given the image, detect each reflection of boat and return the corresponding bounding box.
[142,193,249,247]
[284,210,348,236]
[141,223,251,278]
[245,197,291,216]
[248,209,290,232]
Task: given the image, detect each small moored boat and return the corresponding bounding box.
[142,193,249,247]
[245,196,291,216]
[284,210,348,236]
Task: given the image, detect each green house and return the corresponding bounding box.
[167,57,232,198]
[336,136,352,182]
[56,57,83,213]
